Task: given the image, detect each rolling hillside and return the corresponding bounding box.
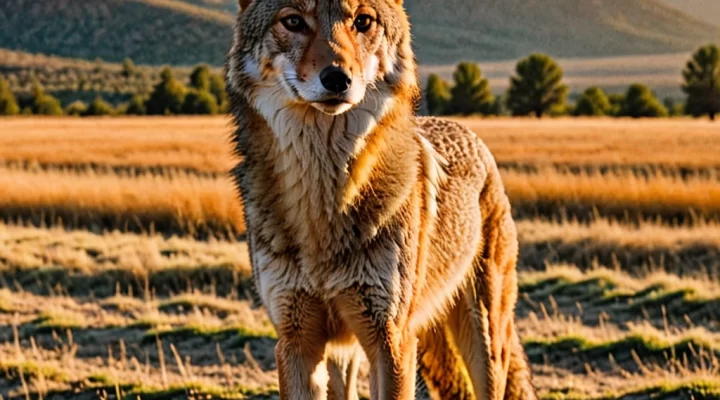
[0,0,233,65]
[0,0,717,65]
[403,0,719,63]
[660,0,720,25]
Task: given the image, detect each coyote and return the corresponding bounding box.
[226,0,536,399]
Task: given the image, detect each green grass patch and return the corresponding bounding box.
[33,309,87,332]
[612,379,720,400]
[0,360,68,383]
[142,323,276,345]
[525,332,720,367]
[158,294,242,317]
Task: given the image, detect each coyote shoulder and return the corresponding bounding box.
[226,0,536,399]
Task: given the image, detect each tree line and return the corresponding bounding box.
[1,44,719,119]
[0,62,226,117]
[425,44,720,120]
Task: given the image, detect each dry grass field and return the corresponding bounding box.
[1,116,719,400]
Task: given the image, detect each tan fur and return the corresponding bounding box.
[226,1,536,399]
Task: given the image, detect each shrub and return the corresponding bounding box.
[126,95,147,115]
[64,100,88,116]
[620,84,668,118]
[574,87,611,116]
[83,97,114,116]
[182,90,219,115]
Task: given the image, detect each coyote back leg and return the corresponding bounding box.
[503,328,538,400]
[419,317,536,400]
[447,187,523,399]
[327,345,362,400]
[417,325,474,400]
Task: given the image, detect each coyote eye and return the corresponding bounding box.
[281,15,307,33]
[354,14,374,33]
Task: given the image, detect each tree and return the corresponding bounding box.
[209,73,228,112]
[122,58,137,78]
[145,67,188,115]
[29,81,63,116]
[608,93,625,116]
[83,97,114,116]
[424,74,450,116]
[64,100,88,116]
[682,44,720,121]
[34,95,64,116]
[573,87,611,116]
[448,62,494,115]
[620,84,668,118]
[126,95,147,115]
[190,64,212,91]
[0,77,20,116]
[182,90,219,115]
[506,53,568,118]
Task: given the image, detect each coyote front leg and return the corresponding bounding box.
[274,291,330,400]
[335,290,417,400]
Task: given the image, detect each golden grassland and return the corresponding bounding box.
[0,117,238,173]
[0,166,245,236]
[503,167,720,220]
[517,218,720,249]
[1,116,720,399]
[1,117,719,173]
[455,118,720,168]
[2,161,719,237]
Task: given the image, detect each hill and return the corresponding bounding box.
[660,0,720,25]
[0,0,233,65]
[403,0,719,63]
[0,0,717,65]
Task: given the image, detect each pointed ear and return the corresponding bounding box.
[238,0,252,11]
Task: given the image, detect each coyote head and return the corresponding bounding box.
[226,0,418,117]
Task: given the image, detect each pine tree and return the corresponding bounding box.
[145,67,188,115]
[0,77,20,116]
[682,44,720,121]
[424,74,450,116]
[448,62,495,116]
[29,80,63,116]
[190,64,212,92]
[507,53,568,118]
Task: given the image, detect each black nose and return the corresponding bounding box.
[319,67,352,94]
